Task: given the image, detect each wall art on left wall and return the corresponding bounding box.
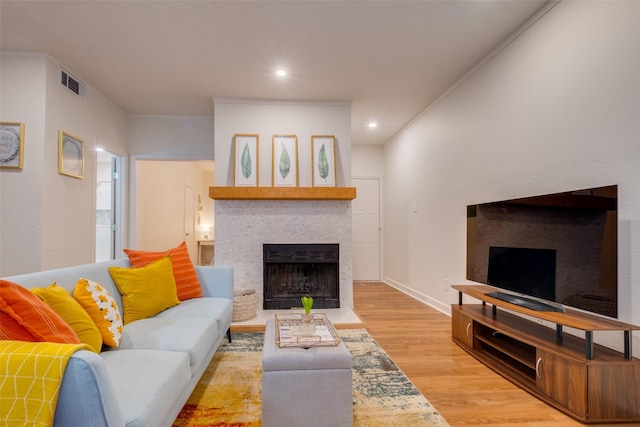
[0,122,25,170]
[58,130,84,179]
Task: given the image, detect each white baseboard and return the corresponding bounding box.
[382,277,452,317]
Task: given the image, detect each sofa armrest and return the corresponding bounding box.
[55,350,124,427]
[195,265,234,299]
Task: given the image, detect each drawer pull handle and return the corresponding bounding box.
[466,323,472,338]
[535,357,543,378]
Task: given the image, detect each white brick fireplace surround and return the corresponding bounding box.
[214,199,355,323]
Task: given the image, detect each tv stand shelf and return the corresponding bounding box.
[451,284,640,424]
[454,284,637,360]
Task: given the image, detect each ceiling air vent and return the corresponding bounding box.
[60,69,86,97]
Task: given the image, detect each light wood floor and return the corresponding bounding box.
[353,282,634,427]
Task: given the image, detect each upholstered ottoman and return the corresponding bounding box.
[261,319,353,427]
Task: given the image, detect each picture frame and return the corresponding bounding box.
[311,135,337,187]
[234,134,259,186]
[272,134,298,187]
[0,122,25,169]
[58,130,84,178]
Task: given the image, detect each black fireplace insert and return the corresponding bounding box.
[263,243,339,309]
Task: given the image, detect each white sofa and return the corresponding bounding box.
[2,258,234,427]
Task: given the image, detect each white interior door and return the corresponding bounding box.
[352,178,381,281]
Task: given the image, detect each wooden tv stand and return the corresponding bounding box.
[451,284,640,423]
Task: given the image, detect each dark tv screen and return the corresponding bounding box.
[487,247,556,301]
[467,185,618,318]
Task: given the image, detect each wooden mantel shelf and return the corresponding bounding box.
[209,186,356,201]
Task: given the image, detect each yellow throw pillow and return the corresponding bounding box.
[108,255,180,325]
[123,241,203,300]
[31,284,103,353]
[73,278,123,348]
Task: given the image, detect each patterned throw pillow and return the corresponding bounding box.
[108,255,181,325]
[123,241,203,300]
[73,278,123,348]
[31,284,103,353]
[0,279,80,344]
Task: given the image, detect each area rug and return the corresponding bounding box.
[173,329,449,426]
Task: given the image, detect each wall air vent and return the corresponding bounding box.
[60,69,86,97]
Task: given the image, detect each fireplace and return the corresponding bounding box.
[263,243,340,309]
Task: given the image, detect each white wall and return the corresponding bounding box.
[127,115,214,159]
[0,52,128,275]
[383,1,640,354]
[213,99,352,187]
[352,146,384,178]
[0,53,47,275]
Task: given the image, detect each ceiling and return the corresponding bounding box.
[0,1,549,146]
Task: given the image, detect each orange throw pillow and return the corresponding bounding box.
[0,279,80,344]
[123,241,202,300]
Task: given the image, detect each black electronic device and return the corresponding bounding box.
[467,185,618,318]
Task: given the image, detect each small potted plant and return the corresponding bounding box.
[301,295,314,323]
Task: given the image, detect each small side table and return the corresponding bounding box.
[197,240,214,265]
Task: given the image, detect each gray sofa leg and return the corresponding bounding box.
[227,328,232,343]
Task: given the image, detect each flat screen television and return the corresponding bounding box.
[466,185,618,318]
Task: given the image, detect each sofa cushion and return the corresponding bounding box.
[118,316,218,374]
[101,349,191,427]
[0,279,80,344]
[31,284,103,353]
[74,278,123,348]
[123,241,203,301]
[156,297,233,343]
[108,256,181,325]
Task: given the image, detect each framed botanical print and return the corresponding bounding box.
[58,130,84,178]
[0,122,25,169]
[311,135,336,187]
[234,134,259,186]
[272,134,298,187]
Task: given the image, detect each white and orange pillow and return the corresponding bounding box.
[73,278,123,348]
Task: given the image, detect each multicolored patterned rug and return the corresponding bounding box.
[173,329,449,426]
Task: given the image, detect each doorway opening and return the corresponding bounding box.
[133,160,214,264]
[95,150,122,262]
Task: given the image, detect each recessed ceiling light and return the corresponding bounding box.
[276,69,287,77]
[368,122,378,128]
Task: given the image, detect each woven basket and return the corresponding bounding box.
[233,291,259,322]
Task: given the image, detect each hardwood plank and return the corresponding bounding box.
[353,282,626,427]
